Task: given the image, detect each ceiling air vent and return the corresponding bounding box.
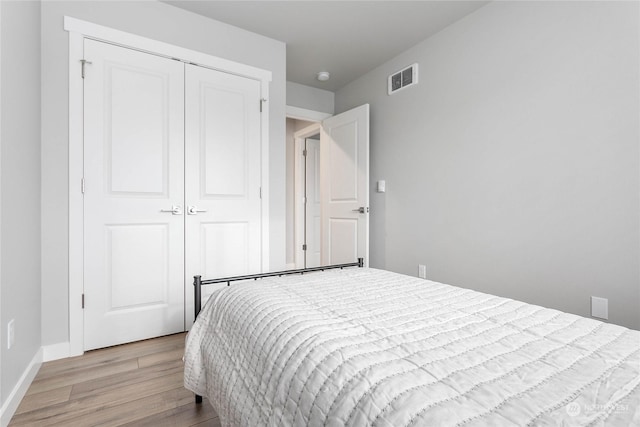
[388,63,418,95]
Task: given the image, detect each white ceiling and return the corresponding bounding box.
[166,1,489,92]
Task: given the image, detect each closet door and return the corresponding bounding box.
[184,64,263,324]
[83,39,185,350]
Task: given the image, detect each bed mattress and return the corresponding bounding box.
[184,267,640,426]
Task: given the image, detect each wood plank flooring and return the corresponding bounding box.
[9,333,220,427]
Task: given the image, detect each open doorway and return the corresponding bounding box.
[286,117,315,268]
[292,123,323,269]
[286,104,370,270]
[301,134,321,268]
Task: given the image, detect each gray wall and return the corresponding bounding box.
[1,0,42,409]
[335,1,640,329]
[287,81,334,115]
[41,1,286,347]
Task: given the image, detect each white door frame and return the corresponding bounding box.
[286,105,331,123]
[286,107,330,269]
[66,17,272,357]
[293,123,322,268]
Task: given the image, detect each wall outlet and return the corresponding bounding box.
[591,296,608,320]
[7,319,15,349]
[418,264,427,279]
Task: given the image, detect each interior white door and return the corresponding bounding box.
[184,64,263,325]
[305,138,321,268]
[320,104,370,266]
[83,39,185,350]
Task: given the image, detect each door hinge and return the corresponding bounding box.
[81,294,85,309]
[302,244,307,251]
[302,196,307,204]
[260,98,267,112]
[303,149,307,157]
[81,178,85,194]
[259,187,262,199]
[80,59,92,79]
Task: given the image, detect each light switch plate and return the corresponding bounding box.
[377,180,386,193]
[7,319,14,349]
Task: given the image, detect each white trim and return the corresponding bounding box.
[293,137,305,269]
[0,348,42,427]
[43,342,71,362]
[261,87,270,272]
[286,105,331,122]
[64,17,272,83]
[293,123,322,269]
[66,17,271,354]
[68,30,84,357]
[0,3,3,413]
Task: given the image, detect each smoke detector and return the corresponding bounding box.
[317,71,330,82]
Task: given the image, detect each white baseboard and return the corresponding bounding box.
[43,342,70,362]
[0,347,43,427]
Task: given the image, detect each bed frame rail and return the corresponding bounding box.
[193,258,363,320]
[191,257,364,404]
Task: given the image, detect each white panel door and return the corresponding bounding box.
[185,64,262,325]
[83,40,185,350]
[320,104,370,266]
[305,138,321,268]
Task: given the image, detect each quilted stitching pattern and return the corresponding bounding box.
[184,268,640,427]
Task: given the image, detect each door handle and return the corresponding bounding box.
[352,207,369,214]
[187,206,208,215]
[160,205,182,215]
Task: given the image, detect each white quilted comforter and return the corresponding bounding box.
[184,268,640,426]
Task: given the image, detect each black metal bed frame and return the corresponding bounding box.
[191,257,364,404]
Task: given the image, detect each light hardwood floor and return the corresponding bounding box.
[9,333,220,427]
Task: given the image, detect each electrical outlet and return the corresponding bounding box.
[418,264,427,279]
[8,319,15,349]
[591,297,608,320]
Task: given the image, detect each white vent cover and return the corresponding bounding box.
[388,63,418,95]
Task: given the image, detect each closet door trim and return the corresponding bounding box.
[66,17,271,358]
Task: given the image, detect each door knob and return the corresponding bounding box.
[187,206,208,215]
[160,205,182,215]
[352,207,369,214]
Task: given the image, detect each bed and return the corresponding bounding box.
[184,265,640,426]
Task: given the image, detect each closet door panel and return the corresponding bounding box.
[83,39,185,350]
[201,86,248,197]
[201,222,251,276]
[185,65,262,325]
[108,66,167,194]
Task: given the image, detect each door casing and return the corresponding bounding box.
[293,122,321,268]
